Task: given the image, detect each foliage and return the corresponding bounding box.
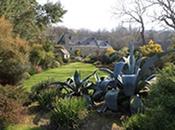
[0,0,66,41]
[140,40,163,57]
[0,85,27,129]
[50,97,88,129]
[61,70,96,97]
[123,63,175,130]
[105,47,116,55]
[29,42,56,71]
[29,44,46,66]
[93,45,153,113]
[0,17,29,85]
[36,88,61,111]
[74,49,81,56]
[29,79,61,110]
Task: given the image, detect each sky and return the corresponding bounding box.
[36,0,164,32]
[37,0,118,31]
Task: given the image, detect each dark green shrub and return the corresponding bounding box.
[0,58,28,85]
[30,79,62,111]
[123,63,175,130]
[29,44,46,66]
[50,97,88,130]
[37,88,61,111]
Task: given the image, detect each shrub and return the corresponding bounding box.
[30,79,62,111]
[29,43,56,70]
[74,49,81,56]
[123,63,175,130]
[140,40,163,57]
[40,51,55,69]
[50,97,88,129]
[29,44,46,66]
[36,88,59,111]
[105,47,116,55]
[0,17,29,85]
[0,85,27,129]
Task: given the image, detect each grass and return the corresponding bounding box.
[24,62,104,91]
[4,124,42,130]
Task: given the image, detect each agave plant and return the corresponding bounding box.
[93,44,153,113]
[100,45,142,97]
[48,70,97,98]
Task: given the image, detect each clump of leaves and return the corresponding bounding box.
[50,97,88,130]
[29,79,62,111]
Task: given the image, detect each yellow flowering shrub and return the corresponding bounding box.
[105,47,116,55]
[140,40,163,56]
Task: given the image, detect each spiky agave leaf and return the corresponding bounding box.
[105,88,119,111]
[73,70,81,86]
[94,72,101,82]
[99,68,114,77]
[81,70,97,83]
[113,61,125,79]
[122,68,141,96]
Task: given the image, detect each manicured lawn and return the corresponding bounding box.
[24,62,104,91]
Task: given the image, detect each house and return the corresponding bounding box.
[55,45,70,61]
[57,33,112,56]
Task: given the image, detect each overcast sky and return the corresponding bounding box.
[37,0,164,31]
[37,0,118,31]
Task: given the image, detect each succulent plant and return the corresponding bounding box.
[59,70,96,97]
[93,44,153,113]
[105,88,119,111]
[130,94,144,114]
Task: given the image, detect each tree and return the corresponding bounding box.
[0,0,66,42]
[114,0,151,44]
[147,0,175,30]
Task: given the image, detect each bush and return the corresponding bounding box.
[29,44,46,66]
[140,40,163,57]
[105,47,116,55]
[50,97,88,129]
[30,79,62,111]
[0,17,29,85]
[0,85,27,129]
[74,49,81,56]
[29,43,56,70]
[123,63,175,130]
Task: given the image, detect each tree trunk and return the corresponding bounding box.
[140,18,146,44]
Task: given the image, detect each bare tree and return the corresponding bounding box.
[147,0,175,30]
[114,0,151,44]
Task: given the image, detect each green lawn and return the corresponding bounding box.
[24,62,104,92]
[4,125,42,130]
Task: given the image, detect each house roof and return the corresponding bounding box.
[76,37,111,48]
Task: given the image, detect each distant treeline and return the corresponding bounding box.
[47,26,174,50]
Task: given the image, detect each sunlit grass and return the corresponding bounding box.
[24,62,105,92]
[4,124,42,130]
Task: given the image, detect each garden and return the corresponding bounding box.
[1,0,175,130]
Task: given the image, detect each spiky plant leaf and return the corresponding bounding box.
[113,61,125,79]
[105,88,119,111]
